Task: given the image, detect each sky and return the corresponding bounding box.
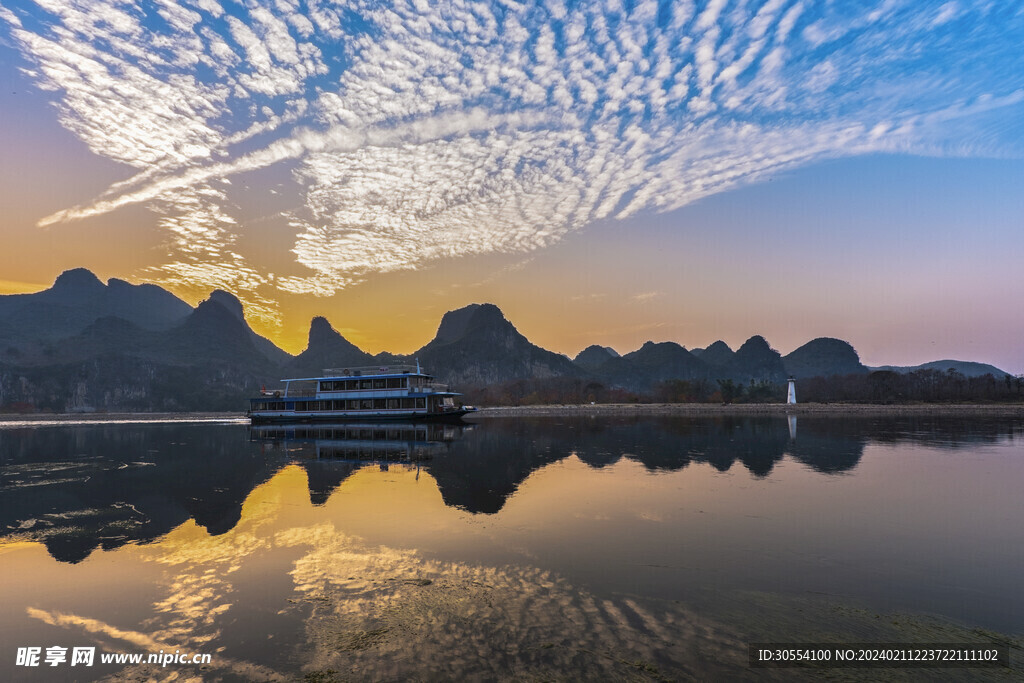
[1,0,1022,373]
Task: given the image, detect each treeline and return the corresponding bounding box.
[464,377,784,405]
[463,369,1024,406]
[799,369,1024,404]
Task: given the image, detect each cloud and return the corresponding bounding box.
[3,0,1022,305]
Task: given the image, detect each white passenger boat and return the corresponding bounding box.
[248,363,474,423]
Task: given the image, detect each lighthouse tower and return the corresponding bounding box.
[786,377,797,405]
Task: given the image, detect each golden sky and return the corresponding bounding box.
[2,2,1023,372]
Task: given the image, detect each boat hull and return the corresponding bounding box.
[248,408,474,424]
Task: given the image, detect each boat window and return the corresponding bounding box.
[387,399,399,409]
[360,399,373,409]
[359,379,372,389]
[386,378,405,389]
[345,380,358,390]
[415,398,425,409]
[373,379,386,389]
[373,398,386,409]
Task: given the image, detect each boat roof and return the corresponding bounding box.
[279,364,432,383]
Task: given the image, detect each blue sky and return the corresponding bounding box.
[1,1,1022,370]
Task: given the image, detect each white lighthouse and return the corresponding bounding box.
[786,377,797,405]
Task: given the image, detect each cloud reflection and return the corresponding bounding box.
[276,521,748,679]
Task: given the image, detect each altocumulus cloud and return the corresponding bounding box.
[2,0,1023,320]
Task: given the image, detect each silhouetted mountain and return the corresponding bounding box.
[414,303,582,386]
[208,289,246,321]
[870,360,1010,378]
[699,341,736,369]
[171,298,268,365]
[733,336,787,383]
[207,290,291,364]
[0,268,1014,411]
[573,345,619,370]
[61,315,156,362]
[597,341,710,391]
[0,269,192,348]
[289,316,374,376]
[51,267,106,295]
[783,337,869,379]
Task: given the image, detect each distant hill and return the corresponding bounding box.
[413,303,582,386]
[733,336,787,384]
[595,341,710,391]
[288,316,374,377]
[697,341,736,369]
[870,360,1010,378]
[0,267,1016,411]
[573,345,620,370]
[0,287,281,411]
[0,269,192,349]
[207,290,292,365]
[783,338,869,379]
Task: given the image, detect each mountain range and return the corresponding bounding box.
[0,269,1013,412]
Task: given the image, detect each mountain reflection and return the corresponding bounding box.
[2,416,1020,563]
[250,422,467,505]
[0,424,280,563]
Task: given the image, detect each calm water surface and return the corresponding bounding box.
[1,416,1022,680]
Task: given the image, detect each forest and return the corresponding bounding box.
[464,369,1024,406]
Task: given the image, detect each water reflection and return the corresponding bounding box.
[2,416,1021,563]
[0,424,279,563]
[1,416,1022,680]
[251,422,468,505]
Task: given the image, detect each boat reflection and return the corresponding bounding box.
[250,421,469,463]
[251,422,473,505]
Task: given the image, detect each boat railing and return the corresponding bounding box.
[322,364,421,376]
[283,389,317,397]
[272,386,449,397]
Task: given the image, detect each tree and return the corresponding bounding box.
[716,379,742,404]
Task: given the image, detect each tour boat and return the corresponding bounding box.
[248,363,475,423]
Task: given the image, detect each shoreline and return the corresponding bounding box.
[3,404,1024,423]
[0,412,246,424]
[466,402,1024,418]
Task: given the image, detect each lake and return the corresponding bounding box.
[1,415,1022,680]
